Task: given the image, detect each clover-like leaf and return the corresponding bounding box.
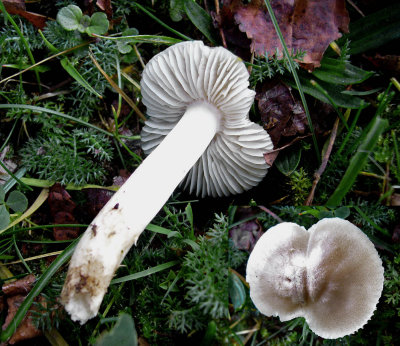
[95,313,138,346]
[57,5,83,31]
[6,190,28,213]
[0,205,10,230]
[116,28,139,54]
[77,14,91,33]
[86,12,109,35]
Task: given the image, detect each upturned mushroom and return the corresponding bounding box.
[61,41,273,323]
[246,218,384,339]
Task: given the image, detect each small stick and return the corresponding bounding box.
[305,117,340,205]
[215,0,227,48]
[258,205,283,223]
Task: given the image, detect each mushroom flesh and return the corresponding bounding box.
[246,218,384,339]
[61,41,273,324]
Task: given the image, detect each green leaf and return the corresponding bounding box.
[229,272,246,311]
[0,186,5,203]
[95,313,138,346]
[78,15,91,33]
[111,260,179,285]
[333,206,350,219]
[275,147,301,176]
[87,12,109,35]
[313,58,373,85]
[184,0,218,45]
[0,206,10,230]
[170,0,185,22]
[6,191,28,213]
[57,5,83,31]
[60,58,102,98]
[286,75,364,109]
[338,4,400,55]
[185,203,193,231]
[327,116,389,207]
[116,28,139,54]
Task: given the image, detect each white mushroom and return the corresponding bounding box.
[246,218,384,339]
[61,41,273,324]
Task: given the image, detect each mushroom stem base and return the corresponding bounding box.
[61,101,221,324]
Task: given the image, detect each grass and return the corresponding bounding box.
[0,0,400,345]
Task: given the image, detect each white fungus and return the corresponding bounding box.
[246,218,384,339]
[61,41,273,324]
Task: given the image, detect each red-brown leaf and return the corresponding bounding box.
[225,0,349,68]
[48,184,79,241]
[2,274,36,296]
[1,0,48,29]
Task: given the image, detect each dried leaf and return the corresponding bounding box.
[2,274,36,296]
[96,0,113,19]
[1,274,44,345]
[229,207,263,251]
[258,82,307,146]
[365,54,400,77]
[48,184,79,241]
[225,0,349,68]
[85,171,129,218]
[2,0,48,29]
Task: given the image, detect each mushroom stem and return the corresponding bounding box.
[61,101,221,323]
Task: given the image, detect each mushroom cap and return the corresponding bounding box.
[246,218,384,339]
[140,41,273,197]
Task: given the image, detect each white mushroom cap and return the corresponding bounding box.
[246,218,384,339]
[141,41,273,197]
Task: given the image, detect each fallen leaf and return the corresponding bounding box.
[0,146,17,185]
[96,0,113,19]
[365,54,400,77]
[258,82,307,146]
[213,1,252,59]
[2,294,43,344]
[1,0,48,29]
[223,0,349,68]
[48,184,79,240]
[2,274,36,296]
[229,207,263,251]
[1,274,44,345]
[85,170,130,218]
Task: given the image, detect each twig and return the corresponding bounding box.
[215,0,227,48]
[258,205,283,223]
[267,134,311,154]
[346,0,365,17]
[305,117,340,205]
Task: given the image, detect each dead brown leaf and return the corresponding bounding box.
[96,0,113,19]
[48,184,79,241]
[223,0,349,68]
[1,0,48,29]
[258,82,307,146]
[1,275,44,345]
[229,207,264,251]
[2,274,36,296]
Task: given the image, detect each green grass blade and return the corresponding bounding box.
[0,2,41,90]
[263,0,320,163]
[60,58,103,98]
[0,239,78,342]
[93,34,182,45]
[184,0,218,45]
[326,116,388,207]
[111,260,179,284]
[133,3,192,41]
